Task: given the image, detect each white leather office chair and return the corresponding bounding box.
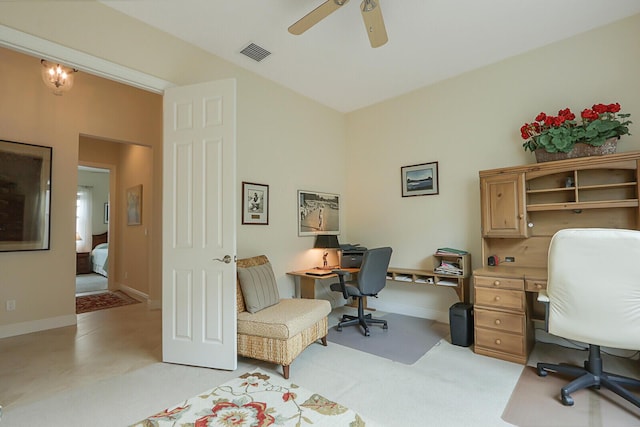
[536,228,640,407]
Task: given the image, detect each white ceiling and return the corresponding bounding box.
[100,0,640,113]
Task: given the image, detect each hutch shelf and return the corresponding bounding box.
[474,151,640,364]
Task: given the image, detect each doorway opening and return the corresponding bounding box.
[76,165,110,296]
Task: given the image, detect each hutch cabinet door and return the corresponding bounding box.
[480,173,527,238]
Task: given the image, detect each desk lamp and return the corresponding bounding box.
[314,234,340,270]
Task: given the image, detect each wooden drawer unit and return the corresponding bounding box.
[475,287,525,311]
[475,327,526,358]
[475,307,525,335]
[525,279,547,292]
[473,273,532,364]
[475,275,524,290]
[476,152,640,364]
[76,252,92,275]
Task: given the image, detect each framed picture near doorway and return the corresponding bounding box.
[126,184,142,225]
[297,190,340,236]
[0,139,52,251]
[242,181,269,225]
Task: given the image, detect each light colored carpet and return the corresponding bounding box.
[3,332,522,426]
[327,312,445,364]
[75,273,107,295]
[502,342,640,426]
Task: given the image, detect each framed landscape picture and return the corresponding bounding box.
[298,190,340,236]
[242,182,269,225]
[401,161,439,197]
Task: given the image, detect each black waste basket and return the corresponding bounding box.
[449,302,473,347]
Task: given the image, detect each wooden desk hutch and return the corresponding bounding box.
[473,150,640,364]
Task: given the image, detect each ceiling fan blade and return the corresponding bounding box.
[361,0,388,48]
[288,0,349,35]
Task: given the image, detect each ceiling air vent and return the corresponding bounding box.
[240,43,271,62]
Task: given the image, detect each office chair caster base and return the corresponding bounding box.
[560,391,574,406]
[537,367,548,377]
[364,329,370,337]
[382,323,388,330]
[336,326,342,331]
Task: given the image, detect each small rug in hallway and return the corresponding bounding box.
[76,290,140,314]
[502,366,640,426]
[130,368,366,426]
[327,312,445,364]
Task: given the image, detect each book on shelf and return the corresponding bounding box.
[434,260,463,276]
[435,247,468,256]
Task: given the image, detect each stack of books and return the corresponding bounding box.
[434,260,464,276]
[435,247,468,256]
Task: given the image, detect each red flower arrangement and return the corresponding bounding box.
[521,102,632,153]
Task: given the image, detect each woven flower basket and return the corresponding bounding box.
[534,137,619,163]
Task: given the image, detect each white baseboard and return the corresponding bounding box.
[371,300,449,324]
[0,314,76,339]
[118,283,148,302]
[117,283,161,311]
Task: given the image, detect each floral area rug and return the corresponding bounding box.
[76,290,141,314]
[130,369,366,426]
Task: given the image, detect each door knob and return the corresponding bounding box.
[213,255,232,264]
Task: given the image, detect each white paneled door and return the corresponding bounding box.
[162,79,237,369]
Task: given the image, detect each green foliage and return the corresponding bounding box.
[520,104,632,153]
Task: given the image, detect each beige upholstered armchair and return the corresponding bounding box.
[236,255,331,379]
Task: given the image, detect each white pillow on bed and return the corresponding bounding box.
[94,243,108,250]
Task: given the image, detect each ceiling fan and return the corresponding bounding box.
[288,0,388,48]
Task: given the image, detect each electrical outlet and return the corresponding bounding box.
[505,256,515,263]
[6,300,16,311]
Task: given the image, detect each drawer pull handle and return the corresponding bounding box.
[495,319,501,325]
[494,296,501,302]
[495,339,501,345]
[535,283,542,289]
[493,280,500,286]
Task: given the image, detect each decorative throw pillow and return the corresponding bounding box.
[237,262,280,313]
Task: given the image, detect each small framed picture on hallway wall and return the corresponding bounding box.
[126,184,142,226]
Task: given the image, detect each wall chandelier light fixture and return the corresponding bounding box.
[41,59,78,95]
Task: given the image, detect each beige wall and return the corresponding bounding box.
[0,45,162,336]
[346,13,640,320]
[0,1,346,336]
[0,2,638,334]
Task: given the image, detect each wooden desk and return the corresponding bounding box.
[472,266,547,364]
[286,268,359,299]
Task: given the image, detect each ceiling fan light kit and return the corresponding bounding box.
[289,0,388,48]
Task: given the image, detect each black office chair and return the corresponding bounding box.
[330,247,392,336]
